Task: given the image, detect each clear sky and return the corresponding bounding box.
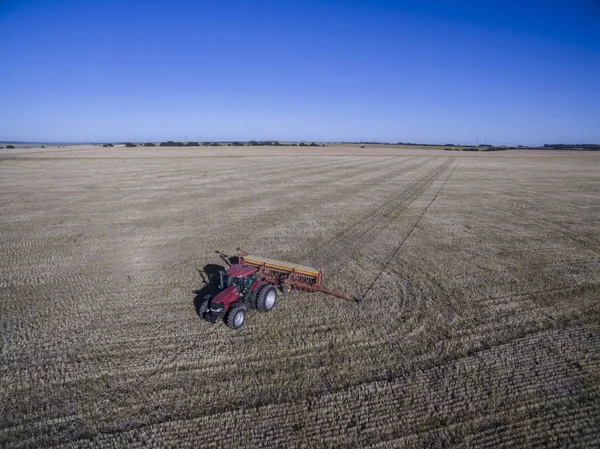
[1,0,599,145]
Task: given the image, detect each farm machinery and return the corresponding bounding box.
[198,251,356,329]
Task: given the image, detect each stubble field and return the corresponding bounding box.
[1,145,599,447]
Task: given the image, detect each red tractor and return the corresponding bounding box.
[198,252,355,329]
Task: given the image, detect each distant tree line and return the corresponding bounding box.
[235,141,325,147]
[103,141,328,148]
[248,140,280,146]
[100,141,600,151]
[342,141,476,147]
[442,146,528,152]
[157,141,205,147]
[393,142,485,147]
[395,142,440,146]
[543,143,600,151]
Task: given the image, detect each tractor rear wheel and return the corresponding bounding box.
[226,303,247,330]
[248,285,262,310]
[256,285,277,312]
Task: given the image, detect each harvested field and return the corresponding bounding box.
[1,145,599,447]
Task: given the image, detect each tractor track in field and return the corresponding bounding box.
[303,158,456,279]
[358,159,459,301]
[173,156,437,269]
[332,159,459,345]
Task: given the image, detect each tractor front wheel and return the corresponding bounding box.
[198,295,211,317]
[226,303,247,330]
[256,285,277,312]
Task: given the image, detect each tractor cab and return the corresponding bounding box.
[223,264,258,299]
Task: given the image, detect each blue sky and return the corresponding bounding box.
[1,0,599,145]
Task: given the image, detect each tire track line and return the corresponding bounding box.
[359,159,459,301]
[305,158,455,274]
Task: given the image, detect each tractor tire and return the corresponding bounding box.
[256,285,277,312]
[226,303,247,330]
[198,295,211,317]
[248,285,262,310]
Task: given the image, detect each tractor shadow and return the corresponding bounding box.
[193,264,225,317]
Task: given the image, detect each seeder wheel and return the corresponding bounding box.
[280,282,292,296]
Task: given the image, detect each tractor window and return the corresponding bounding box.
[227,276,241,288]
[218,271,228,289]
[243,277,253,288]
